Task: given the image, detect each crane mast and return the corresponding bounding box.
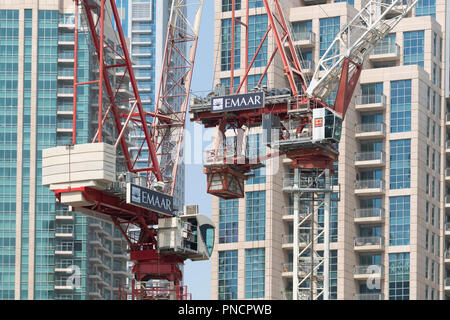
[42,0,212,300]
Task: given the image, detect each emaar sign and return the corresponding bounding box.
[126,183,174,216]
[211,91,265,113]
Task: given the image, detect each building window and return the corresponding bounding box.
[220,77,240,95]
[247,74,267,91]
[329,250,338,299]
[403,31,424,67]
[219,198,239,243]
[218,250,238,300]
[246,191,266,241]
[319,17,340,66]
[415,0,436,18]
[334,0,354,5]
[246,134,266,185]
[389,196,410,246]
[389,139,411,189]
[291,20,312,42]
[390,80,411,133]
[361,83,383,104]
[425,257,429,279]
[222,0,241,12]
[248,0,264,8]
[245,248,265,299]
[388,252,410,300]
[248,15,268,68]
[221,18,241,71]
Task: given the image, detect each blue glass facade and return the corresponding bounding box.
[218,250,238,300]
[389,139,411,189]
[246,134,266,185]
[0,9,19,300]
[415,0,436,18]
[248,15,267,68]
[218,198,239,244]
[389,196,410,246]
[245,191,266,241]
[390,80,412,133]
[403,31,424,67]
[245,248,265,299]
[389,252,410,300]
[221,18,241,71]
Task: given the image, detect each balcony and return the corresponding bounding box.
[282,206,311,221]
[445,222,450,236]
[354,236,385,252]
[354,208,385,224]
[291,31,316,48]
[300,60,315,75]
[355,94,386,112]
[354,293,384,300]
[56,211,74,221]
[355,123,386,140]
[446,113,450,127]
[369,42,400,62]
[354,180,385,196]
[354,265,384,280]
[445,251,450,265]
[281,234,310,249]
[282,263,293,275]
[54,279,74,291]
[55,226,74,238]
[355,151,385,168]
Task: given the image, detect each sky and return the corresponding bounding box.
[182,1,215,300]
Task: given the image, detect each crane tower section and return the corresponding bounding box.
[41,0,213,300]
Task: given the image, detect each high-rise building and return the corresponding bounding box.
[210,0,450,300]
[0,0,130,300]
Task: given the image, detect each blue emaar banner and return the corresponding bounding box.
[126,183,174,216]
[210,91,265,113]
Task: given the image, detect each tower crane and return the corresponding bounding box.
[42,0,210,300]
[189,0,418,300]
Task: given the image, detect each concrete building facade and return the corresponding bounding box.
[210,0,450,300]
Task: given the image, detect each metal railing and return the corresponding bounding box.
[446,113,450,122]
[354,179,385,190]
[59,15,75,25]
[445,222,450,231]
[58,70,74,77]
[56,225,74,234]
[355,123,385,134]
[445,278,450,287]
[354,265,384,275]
[282,206,310,218]
[55,260,74,269]
[355,151,385,162]
[300,60,314,70]
[58,51,74,59]
[282,263,293,272]
[358,94,386,105]
[446,141,450,149]
[55,243,73,251]
[354,293,384,300]
[354,208,385,219]
[354,236,384,247]
[372,41,400,56]
[292,30,315,43]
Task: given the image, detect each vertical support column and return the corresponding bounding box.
[323,169,331,300]
[97,0,105,143]
[292,168,299,300]
[73,0,79,145]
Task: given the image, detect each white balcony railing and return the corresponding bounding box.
[354,179,385,190]
[355,151,385,162]
[355,123,385,134]
[354,236,384,247]
[354,208,385,219]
